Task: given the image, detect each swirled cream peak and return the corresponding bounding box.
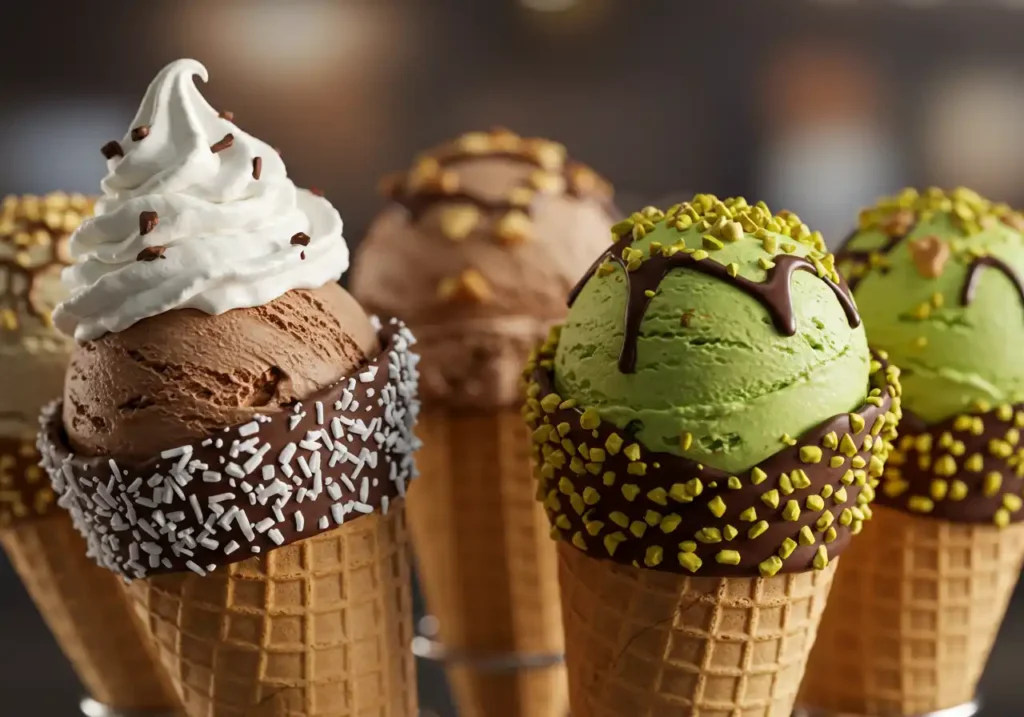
[53,59,350,341]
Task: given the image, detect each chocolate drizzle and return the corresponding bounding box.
[382,129,618,229]
[569,234,861,374]
[962,255,1024,308]
[836,225,914,292]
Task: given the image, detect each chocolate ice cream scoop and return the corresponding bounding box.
[63,282,378,462]
[352,127,618,408]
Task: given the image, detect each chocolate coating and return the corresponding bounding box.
[524,333,902,579]
[876,404,1024,524]
[40,321,420,579]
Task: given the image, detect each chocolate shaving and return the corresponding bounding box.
[252,156,262,180]
[218,110,234,121]
[131,126,150,142]
[291,232,311,247]
[300,251,306,260]
[139,211,159,236]
[211,134,234,153]
[137,246,166,262]
[101,141,124,159]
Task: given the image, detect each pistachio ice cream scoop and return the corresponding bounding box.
[524,195,902,717]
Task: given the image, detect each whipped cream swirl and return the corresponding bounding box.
[54,59,350,341]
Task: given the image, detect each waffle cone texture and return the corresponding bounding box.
[558,542,836,717]
[0,511,178,710]
[126,505,416,717]
[800,504,1024,715]
[408,407,567,717]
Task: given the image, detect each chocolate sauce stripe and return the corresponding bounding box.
[875,405,1024,524]
[527,349,899,578]
[962,255,1024,307]
[0,435,60,527]
[39,320,421,579]
[568,233,860,374]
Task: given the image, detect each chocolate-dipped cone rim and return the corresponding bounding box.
[523,328,902,579]
[878,404,1024,525]
[39,317,421,580]
[0,435,60,527]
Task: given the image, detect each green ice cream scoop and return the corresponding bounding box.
[555,195,872,474]
[840,187,1024,424]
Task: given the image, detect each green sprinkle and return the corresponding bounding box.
[708,496,727,518]
[800,446,823,464]
[747,520,769,539]
[715,550,741,565]
[751,467,767,485]
[621,484,640,501]
[798,525,815,545]
[782,500,801,521]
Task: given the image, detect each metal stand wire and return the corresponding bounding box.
[79,697,179,717]
[410,615,566,674]
[794,699,982,717]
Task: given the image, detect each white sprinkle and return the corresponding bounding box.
[339,390,353,411]
[298,456,312,479]
[237,512,255,542]
[262,465,276,482]
[241,482,254,493]
[224,541,240,555]
[138,519,159,539]
[294,511,305,532]
[239,421,260,437]
[255,517,276,534]
[208,492,235,504]
[272,503,285,522]
[331,417,344,440]
[161,446,192,459]
[299,439,320,451]
[126,477,143,494]
[167,511,186,522]
[236,437,259,455]
[360,477,370,503]
[200,537,219,550]
[319,516,330,530]
[382,495,389,515]
[268,529,285,546]
[339,474,356,493]
[352,502,374,514]
[203,471,222,483]
[331,504,345,525]
[279,442,297,466]
[161,558,173,569]
[243,444,271,475]
[316,401,325,424]
[358,368,376,383]
[217,505,240,530]
[146,475,164,488]
[215,438,224,449]
[296,487,308,502]
[251,546,261,554]
[366,388,375,398]
[281,464,294,479]
[293,402,303,414]
[136,497,157,509]
[225,463,245,479]
[327,483,343,501]
[141,542,162,555]
[288,415,302,431]
[153,511,167,527]
[202,439,213,447]
[319,428,334,451]
[129,543,140,562]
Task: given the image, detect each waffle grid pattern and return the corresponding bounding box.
[0,512,175,709]
[558,542,836,717]
[127,507,416,717]
[410,408,566,717]
[801,506,1024,715]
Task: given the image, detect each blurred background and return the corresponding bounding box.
[2,0,1024,713]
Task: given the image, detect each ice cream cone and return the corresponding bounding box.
[800,505,1024,715]
[409,407,567,717]
[557,543,837,717]
[1,508,177,711]
[125,505,416,717]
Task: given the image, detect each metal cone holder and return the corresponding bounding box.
[79,698,179,717]
[794,699,982,717]
[411,615,566,673]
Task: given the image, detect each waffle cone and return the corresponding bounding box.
[0,512,177,710]
[408,407,566,717]
[126,504,416,717]
[800,505,1024,715]
[558,543,837,717]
